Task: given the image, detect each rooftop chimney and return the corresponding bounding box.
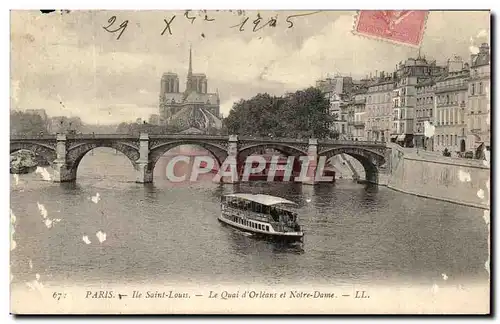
[479,43,490,53]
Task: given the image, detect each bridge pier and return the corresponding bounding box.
[52,134,76,183]
[300,139,319,185]
[135,133,153,184]
[52,163,76,182]
[135,162,153,184]
[220,135,239,184]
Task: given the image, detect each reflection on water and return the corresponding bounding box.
[10,149,489,287]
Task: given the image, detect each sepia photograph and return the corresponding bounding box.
[9,8,491,315]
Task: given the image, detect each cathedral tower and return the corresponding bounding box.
[161,72,179,93]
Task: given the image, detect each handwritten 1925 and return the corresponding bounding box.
[102,11,322,40]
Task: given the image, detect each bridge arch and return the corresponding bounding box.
[149,140,228,173]
[65,142,141,179]
[10,142,57,166]
[238,143,308,160]
[318,146,386,183]
[237,143,308,175]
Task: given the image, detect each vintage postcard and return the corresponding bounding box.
[10,9,491,314]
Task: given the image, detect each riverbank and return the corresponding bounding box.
[385,144,490,210]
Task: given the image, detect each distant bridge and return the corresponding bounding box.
[10,133,391,184]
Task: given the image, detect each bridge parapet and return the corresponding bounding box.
[11,134,57,140]
[149,134,229,141]
[11,133,387,147]
[238,136,309,144]
[66,134,139,140]
[11,134,140,140]
[318,139,386,147]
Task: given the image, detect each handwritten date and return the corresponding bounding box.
[103,16,128,40]
[103,11,321,40]
[230,13,278,32]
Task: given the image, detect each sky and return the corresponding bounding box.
[10,10,490,125]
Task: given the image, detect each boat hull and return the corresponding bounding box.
[218,216,304,243]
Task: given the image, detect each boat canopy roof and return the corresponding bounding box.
[223,193,297,207]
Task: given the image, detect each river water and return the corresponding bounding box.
[10,148,489,288]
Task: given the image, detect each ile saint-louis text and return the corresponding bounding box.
[83,290,369,300]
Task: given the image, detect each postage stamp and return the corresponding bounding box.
[353,10,429,47]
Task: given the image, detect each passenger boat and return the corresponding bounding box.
[219,193,304,242]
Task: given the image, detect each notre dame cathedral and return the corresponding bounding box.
[158,47,223,134]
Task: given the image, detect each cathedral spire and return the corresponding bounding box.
[184,45,194,98]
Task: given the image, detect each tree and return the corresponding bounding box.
[10,111,47,136]
[68,117,83,133]
[223,94,281,136]
[46,116,83,134]
[280,87,333,138]
[116,122,131,134]
[223,87,333,138]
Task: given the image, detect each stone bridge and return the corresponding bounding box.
[10,133,391,184]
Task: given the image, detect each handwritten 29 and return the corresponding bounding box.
[103,11,322,40]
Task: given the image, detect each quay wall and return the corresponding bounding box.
[385,144,490,210]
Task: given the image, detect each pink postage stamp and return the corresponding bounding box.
[353,10,429,47]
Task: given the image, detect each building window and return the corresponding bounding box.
[471,84,475,95]
[454,135,458,146]
[479,82,483,94]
